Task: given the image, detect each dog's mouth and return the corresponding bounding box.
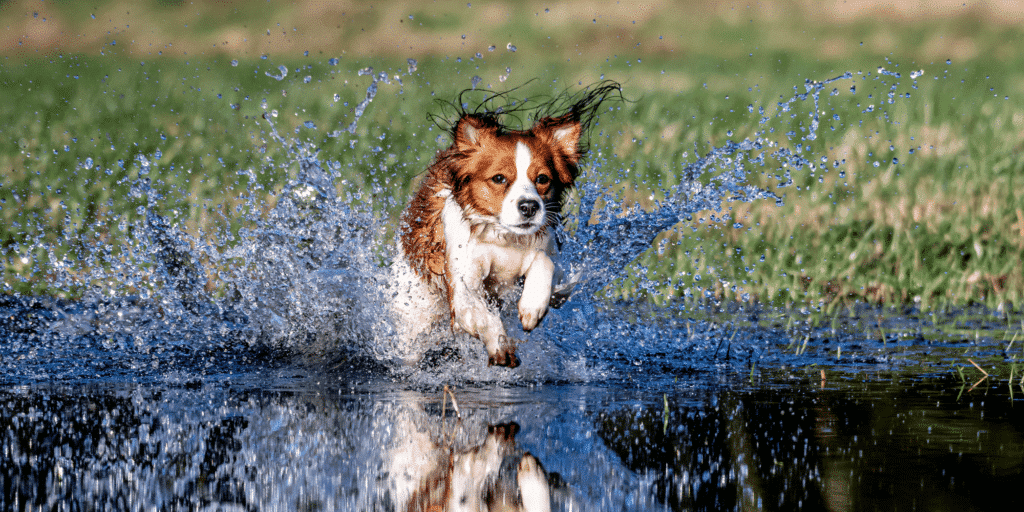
[502,220,543,235]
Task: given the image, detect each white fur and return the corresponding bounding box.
[392,191,558,365]
[444,193,555,359]
[499,142,545,235]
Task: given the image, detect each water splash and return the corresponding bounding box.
[0,66,927,385]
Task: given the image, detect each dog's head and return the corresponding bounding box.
[449,113,581,236]
[441,81,622,236]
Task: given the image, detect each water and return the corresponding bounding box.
[2,362,1021,510]
[2,63,1022,510]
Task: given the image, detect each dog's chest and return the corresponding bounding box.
[458,230,547,287]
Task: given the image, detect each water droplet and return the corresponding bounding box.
[303,76,312,84]
[488,45,496,52]
[266,65,288,81]
[506,43,516,52]
[470,76,482,89]
[946,59,952,65]
[461,34,467,39]
[231,59,239,67]
[303,121,317,129]
[329,57,339,66]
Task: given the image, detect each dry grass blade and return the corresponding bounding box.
[442,384,461,419]
[967,358,990,377]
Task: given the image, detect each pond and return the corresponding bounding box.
[2,293,1022,511]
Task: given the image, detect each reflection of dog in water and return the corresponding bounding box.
[389,420,552,512]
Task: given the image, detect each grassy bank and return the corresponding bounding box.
[2,0,1023,313]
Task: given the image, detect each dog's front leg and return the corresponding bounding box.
[450,270,519,367]
[519,250,554,332]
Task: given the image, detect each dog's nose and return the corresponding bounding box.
[517,199,540,218]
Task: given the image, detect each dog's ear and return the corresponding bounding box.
[453,114,496,153]
[535,115,582,186]
[550,121,582,164]
[536,115,582,163]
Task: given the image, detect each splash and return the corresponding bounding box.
[0,66,927,385]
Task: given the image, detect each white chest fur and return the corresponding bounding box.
[442,193,551,290]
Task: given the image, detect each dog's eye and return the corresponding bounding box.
[536,174,551,185]
[491,174,507,185]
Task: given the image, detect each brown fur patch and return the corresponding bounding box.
[399,152,455,307]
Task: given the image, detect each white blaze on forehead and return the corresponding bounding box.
[510,142,535,198]
[515,141,531,177]
[498,141,544,234]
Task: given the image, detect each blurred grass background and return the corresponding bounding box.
[1,0,1023,313]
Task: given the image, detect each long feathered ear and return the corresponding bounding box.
[453,114,497,153]
[549,118,582,164]
[534,113,583,163]
[533,115,583,186]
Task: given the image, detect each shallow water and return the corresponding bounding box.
[3,294,1022,511]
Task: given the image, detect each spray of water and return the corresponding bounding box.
[2,64,928,385]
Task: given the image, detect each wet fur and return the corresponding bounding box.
[393,82,622,367]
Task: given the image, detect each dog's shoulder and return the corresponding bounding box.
[400,163,455,279]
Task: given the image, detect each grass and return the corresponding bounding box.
[2,0,1024,314]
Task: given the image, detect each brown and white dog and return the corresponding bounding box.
[392,83,621,367]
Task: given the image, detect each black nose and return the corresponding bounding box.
[517,199,540,218]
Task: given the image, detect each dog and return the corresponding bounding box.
[391,82,621,367]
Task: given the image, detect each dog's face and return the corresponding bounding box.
[450,114,582,236]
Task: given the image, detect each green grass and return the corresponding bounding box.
[2,0,1024,313]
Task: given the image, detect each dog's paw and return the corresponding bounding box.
[518,301,548,332]
[487,336,520,368]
